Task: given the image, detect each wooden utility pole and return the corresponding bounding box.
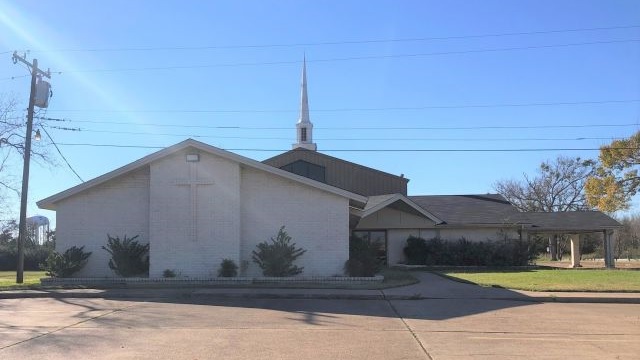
[12,52,50,283]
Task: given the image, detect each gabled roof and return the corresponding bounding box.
[409,194,526,226]
[524,211,621,232]
[38,139,368,210]
[362,194,444,224]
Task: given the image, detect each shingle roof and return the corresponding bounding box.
[408,194,526,225]
[524,211,621,232]
[408,194,620,231]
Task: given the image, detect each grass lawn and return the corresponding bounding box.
[441,269,640,292]
[0,271,48,289]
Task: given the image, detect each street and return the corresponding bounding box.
[1,295,638,359]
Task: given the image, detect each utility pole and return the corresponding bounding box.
[12,52,51,283]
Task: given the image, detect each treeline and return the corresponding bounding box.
[0,220,55,271]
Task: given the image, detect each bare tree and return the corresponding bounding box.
[494,156,595,212]
[0,94,51,217]
[494,156,595,259]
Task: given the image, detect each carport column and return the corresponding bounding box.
[570,234,581,268]
[549,235,558,261]
[603,230,615,269]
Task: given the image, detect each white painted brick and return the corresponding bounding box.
[52,147,349,278]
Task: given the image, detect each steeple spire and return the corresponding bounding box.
[299,55,310,124]
[293,55,317,150]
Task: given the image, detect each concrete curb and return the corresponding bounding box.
[1,288,639,303]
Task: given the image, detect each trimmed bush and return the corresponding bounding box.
[404,236,428,265]
[102,234,149,277]
[218,259,238,277]
[40,246,92,278]
[403,236,535,267]
[344,235,381,276]
[162,269,177,278]
[252,226,306,277]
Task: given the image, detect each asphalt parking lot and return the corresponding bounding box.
[1,295,639,360]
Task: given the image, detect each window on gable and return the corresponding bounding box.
[281,160,326,183]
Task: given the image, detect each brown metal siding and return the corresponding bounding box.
[263,150,408,196]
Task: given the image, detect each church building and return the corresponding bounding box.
[37,59,621,277]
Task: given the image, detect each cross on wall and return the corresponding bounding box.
[173,160,214,241]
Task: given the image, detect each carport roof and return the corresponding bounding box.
[524,211,622,233]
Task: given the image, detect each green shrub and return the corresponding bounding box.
[403,236,428,265]
[218,259,238,277]
[162,269,177,278]
[40,246,92,278]
[0,245,16,271]
[252,226,306,277]
[344,235,381,276]
[0,244,54,271]
[102,234,149,277]
[403,236,535,267]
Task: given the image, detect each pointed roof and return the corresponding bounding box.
[298,55,310,124]
[37,139,368,211]
[362,194,444,224]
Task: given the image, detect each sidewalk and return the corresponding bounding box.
[1,272,639,303]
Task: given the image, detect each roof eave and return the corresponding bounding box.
[38,139,368,210]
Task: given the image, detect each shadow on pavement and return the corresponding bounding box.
[83,272,539,322]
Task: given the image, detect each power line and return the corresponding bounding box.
[40,99,640,114]
[44,125,620,142]
[35,116,640,130]
[0,74,31,82]
[40,126,84,183]
[54,142,636,152]
[50,39,640,74]
[8,24,640,54]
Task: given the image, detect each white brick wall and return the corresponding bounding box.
[149,150,241,277]
[55,168,150,277]
[53,147,350,278]
[240,168,349,277]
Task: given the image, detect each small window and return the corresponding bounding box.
[281,160,326,183]
[300,128,307,142]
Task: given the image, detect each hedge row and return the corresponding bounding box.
[403,236,535,266]
[0,245,52,271]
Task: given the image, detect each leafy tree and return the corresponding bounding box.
[252,226,306,277]
[102,234,149,277]
[585,131,640,212]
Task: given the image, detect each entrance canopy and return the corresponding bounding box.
[524,211,622,268]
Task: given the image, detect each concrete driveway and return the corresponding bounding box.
[1,273,639,359]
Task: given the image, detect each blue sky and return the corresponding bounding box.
[1,0,639,226]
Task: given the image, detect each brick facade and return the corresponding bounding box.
[46,142,353,278]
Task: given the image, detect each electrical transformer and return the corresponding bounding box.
[34,79,51,108]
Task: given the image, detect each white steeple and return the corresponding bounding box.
[293,55,317,151]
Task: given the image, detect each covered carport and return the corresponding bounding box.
[524,211,622,269]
